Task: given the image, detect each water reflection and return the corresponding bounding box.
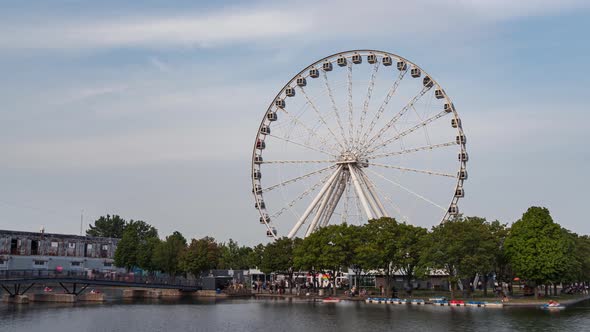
[0,298,588,332]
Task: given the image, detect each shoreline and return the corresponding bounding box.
[3,287,589,308]
[253,292,590,307]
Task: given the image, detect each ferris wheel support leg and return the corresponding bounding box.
[354,168,383,219]
[358,170,389,218]
[320,170,348,228]
[348,164,375,220]
[305,172,340,237]
[288,166,342,239]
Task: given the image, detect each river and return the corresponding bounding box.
[1,298,589,332]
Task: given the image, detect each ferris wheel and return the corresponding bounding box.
[251,50,467,240]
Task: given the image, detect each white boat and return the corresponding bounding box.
[484,302,504,308]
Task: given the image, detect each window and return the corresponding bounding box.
[102,245,109,250]
[71,261,81,266]
[87,244,93,250]
[68,243,76,249]
[51,242,58,248]
[0,259,5,265]
[34,260,46,266]
[103,262,112,267]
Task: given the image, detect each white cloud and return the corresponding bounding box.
[0,0,587,51]
[0,9,312,51]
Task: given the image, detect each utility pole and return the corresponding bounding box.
[80,209,84,236]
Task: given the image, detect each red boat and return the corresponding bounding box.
[450,300,465,306]
[322,297,341,303]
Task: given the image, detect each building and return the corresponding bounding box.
[0,229,121,272]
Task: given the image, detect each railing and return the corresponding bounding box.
[0,269,200,288]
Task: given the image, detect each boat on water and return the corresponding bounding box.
[410,299,426,305]
[393,298,409,304]
[466,301,486,307]
[484,302,504,308]
[541,301,565,310]
[432,299,449,306]
[365,297,387,304]
[322,297,341,303]
[449,300,466,306]
[429,296,447,302]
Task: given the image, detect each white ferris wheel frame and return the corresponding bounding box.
[251,50,467,240]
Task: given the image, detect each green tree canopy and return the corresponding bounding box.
[260,237,301,275]
[179,237,220,277]
[114,220,159,271]
[217,239,254,270]
[87,214,127,238]
[504,207,574,298]
[153,231,187,275]
[137,236,161,272]
[294,224,360,295]
[421,216,497,298]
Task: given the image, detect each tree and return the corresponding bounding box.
[247,243,265,269]
[421,216,497,299]
[87,215,127,238]
[391,222,428,294]
[294,224,360,295]
[504,207,573,299]
[153,231,187,275]
[354,217,401,296]
[573,235,590,283]
[137,237,161,273]
[488,220,511,296]
[260,237,299,274]
[114,220,159,271]
[217,239,253,270]
[179,237,220,277]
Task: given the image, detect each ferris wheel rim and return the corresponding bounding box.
[251,49,467,240]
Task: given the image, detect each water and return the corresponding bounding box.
[1,298,589,332]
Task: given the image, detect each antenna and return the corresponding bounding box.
[80,209,84,236]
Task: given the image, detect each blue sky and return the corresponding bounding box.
[1,0,589,245]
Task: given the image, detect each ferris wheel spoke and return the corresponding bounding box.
[298,87,347,150]
[355,60,380,146]
[305,170,341,236]
[365,174,409,223]
[368,163,456,178]
[364,85,433,151]
[321,70,348,146]
[367,168,446,211]
[288,166,343,238]
[269,172,334,220]
[365,110,449,155]
[262,165,337,193]
[267,134,338,157]
[279,107,341,152]
[346,62,355,147]
[261,159,338,164]
[357,168,388,218]
[341,178,352,224]
[348,165,375,220]
[367,141,456,160]
[360,68,408,147]
[320,171,347,227]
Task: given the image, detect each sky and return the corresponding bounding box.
[0,0,589,245]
